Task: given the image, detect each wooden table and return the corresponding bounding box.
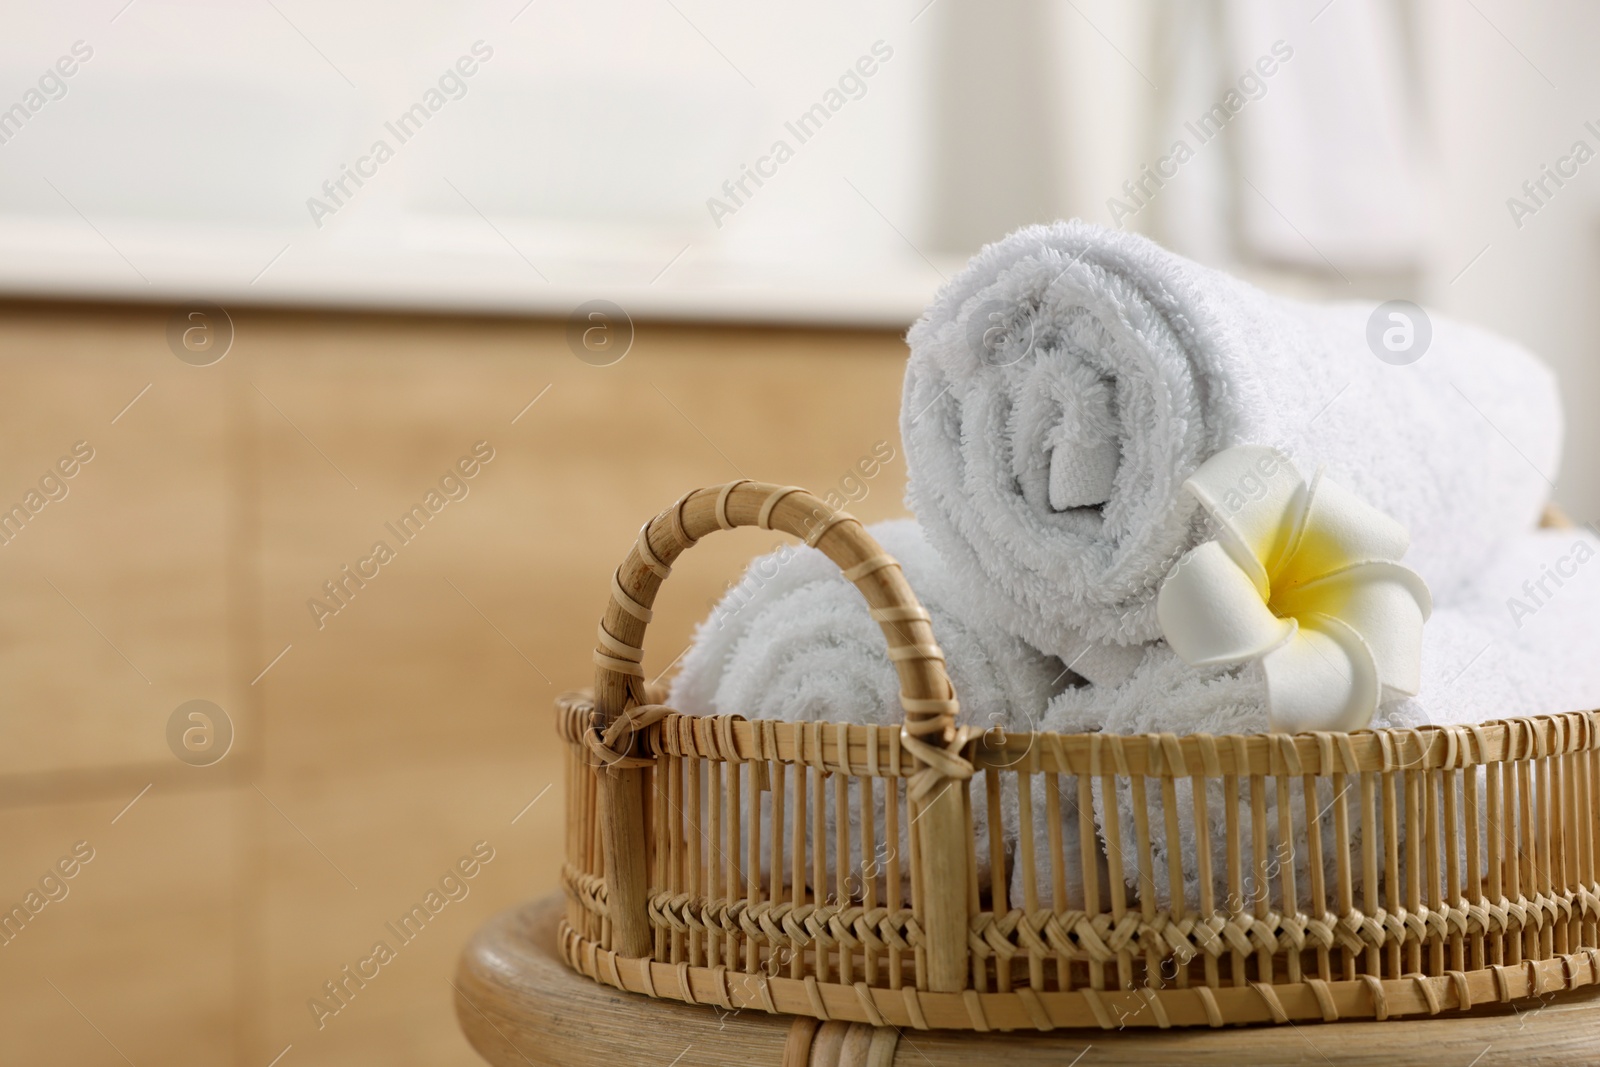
[457,894,1600,1066]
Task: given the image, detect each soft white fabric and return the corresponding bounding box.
[1226,0,1425,271]
[670,519,1064,731]
[1036,528,1600,906]
[669,519,1068,891]
[901,220,1561,685]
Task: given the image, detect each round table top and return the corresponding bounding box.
[455,895,1600,1066]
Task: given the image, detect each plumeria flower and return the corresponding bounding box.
[1156,445,1432,733]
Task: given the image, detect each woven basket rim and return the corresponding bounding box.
[559,692,1600,778]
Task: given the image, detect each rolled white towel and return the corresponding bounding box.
[669,519,1067,896]
[1033,528,1600,909]
[672,518,1064,730]
[901,221,1561,685]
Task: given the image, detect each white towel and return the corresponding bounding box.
[671,518,1063,730]
[669,519,1068,895]
[901,221,1561,686]
[1031,528,1600,908]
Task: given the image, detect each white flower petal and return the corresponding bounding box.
[1262,613,1381,733]
[1158,540,1296,668]
[1271,560,1430,696]
[1287,471,1411,582]
[1183,445,1307,595]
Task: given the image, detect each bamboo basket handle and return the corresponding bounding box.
[588,480,974,985]
[587,481,969,795]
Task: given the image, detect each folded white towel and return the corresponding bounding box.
[669,519,1067,895]
[1031,528,1600,908]
[901,221,1561,685]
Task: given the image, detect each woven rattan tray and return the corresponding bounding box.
[559,480,1600,1031]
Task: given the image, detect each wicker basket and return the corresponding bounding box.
[559,480,1600,1030]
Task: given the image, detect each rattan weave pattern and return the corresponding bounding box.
[562,481,1600,1029]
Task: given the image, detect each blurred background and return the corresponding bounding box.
[0,1,1595,1064]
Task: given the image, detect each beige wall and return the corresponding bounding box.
[0,302,911,1066]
